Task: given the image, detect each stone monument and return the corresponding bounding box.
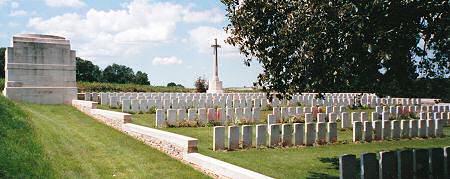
[2,34,77,104]
[207,38,224,94]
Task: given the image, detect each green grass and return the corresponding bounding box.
[120,106,450,178]
[1,98,208,178]
[0,95,52,178]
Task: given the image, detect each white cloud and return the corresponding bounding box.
[152,56,183,65]
[10,1,18,8]
[28,0,224,59]
[45,0,85,8]
[188,26,241,57]
[9,10,27,16]
[183,8,224,23]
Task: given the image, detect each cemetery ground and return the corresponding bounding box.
[0,96,208,178]
[98,105,450,178]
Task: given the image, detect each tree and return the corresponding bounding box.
[134,71,150,85]
[102,63,136,84]
[222,0,449,99]
[167,82,177,87]
[0,48,5,79]
[76,57,102,82]
[194,77,208,93]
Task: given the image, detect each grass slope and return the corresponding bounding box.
[2,100,208,178]
[0,96,52,178]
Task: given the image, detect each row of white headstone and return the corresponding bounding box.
[352,119,446,143]
[84,92,426,110]
[213,122,338,150]
[213,118,447,151]
[155,107,261,128]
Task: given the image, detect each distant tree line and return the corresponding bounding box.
[76,57,150,85]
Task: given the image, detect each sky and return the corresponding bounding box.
[0,0,262,87]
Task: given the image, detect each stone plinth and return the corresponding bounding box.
[206,77,224,94]
[3,34,77,104]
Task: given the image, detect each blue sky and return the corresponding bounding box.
[0,0,262,87]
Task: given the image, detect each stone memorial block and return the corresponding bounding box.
[100,93,109,105]
[305,113,313,123]
[293,123,304,146]
[3,35,78,104]
[155,109,166,128]
[241,125,252,148]
[252,108,260,124]
[280,107,288,122]
[131,99,140,113]
[163,99,170,109]
[360,153,379,179]
[339,154,357,179]
[216,108,225,125]
[167,109,177,126]
[235,108,243,122]
[187,109,196,124]
[228,126,240,150]
[427,119,436,137]
[295,107,303,116]
[225,108,234,123]
[269,124,281,147]
[256,124,267,147]
[242,107,252,122]
[272,107,280,121]
[379,151,398,179]
[361,112,368,122]
[382,120,391,140]
[305,123,316,146]
[317,113,326,123]
[316,122,327,145]
[418,119,427,138]
[341,112,350,128]
[430,148,445,178]
[363,121,373,142]
[213,126,225,151]
[435,119,444,138]
[400,120,409,139]
[177,109,186,123]
[339,106,346,113]
[414,149,430,179]
[198,108,207,126]
[267,114,276,129]
[408,120,418,138]
[86,93,94,101]
[207,108,217,122]
[371,112,379,121]
[140,100,149,113]
[122,99,131,113]
[328,113,337,123]
[110,96,119,108]
[373,120,382,141]
[281,124,293,146]
[391,120,401,140]
[328,122,338,143]
[397,150,413,179]
[381,112,389,121]
[288,107,295,117]
[353,121,363,142]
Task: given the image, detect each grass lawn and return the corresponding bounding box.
[9,101,208,178]
[113,105,450,178]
